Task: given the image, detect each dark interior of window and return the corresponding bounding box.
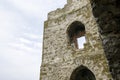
[70,65,96,80]
[67,21,85,49]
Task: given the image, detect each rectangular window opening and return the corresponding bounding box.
[77,36,86,49]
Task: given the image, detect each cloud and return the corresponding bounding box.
[6,0,41,16]
[0,8,16,42]
[5,0,67,19]
[0,3,30,42]
[0,47,40,80]
[23,33,43,40]
[19,37,32,44]
[9,39,42,53]
[0,0,66,80]
[0,1,42,79]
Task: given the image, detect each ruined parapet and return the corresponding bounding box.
[47,0,89,20]
[40,0,113,80]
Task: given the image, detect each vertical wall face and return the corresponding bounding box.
[40,0,113,80]
[90,0,120,79]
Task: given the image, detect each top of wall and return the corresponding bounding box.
[47,0,90,20]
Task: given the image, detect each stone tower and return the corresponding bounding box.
[40,0,120,80]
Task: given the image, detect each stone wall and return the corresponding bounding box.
[40,0,113,80]
[90,0,120,79]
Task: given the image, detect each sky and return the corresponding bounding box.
[0,0,66,80]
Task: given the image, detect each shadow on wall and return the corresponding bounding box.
[90,0,120,79]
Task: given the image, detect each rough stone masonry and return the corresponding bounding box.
[40,0,120,80]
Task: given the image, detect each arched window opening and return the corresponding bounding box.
[67,21,86,49]
[70,65,96,80]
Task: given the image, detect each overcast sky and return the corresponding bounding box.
[0,0,66,80]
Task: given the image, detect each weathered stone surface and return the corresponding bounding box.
[39,0,117,80]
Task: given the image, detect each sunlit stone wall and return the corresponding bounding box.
[40,0,113,80]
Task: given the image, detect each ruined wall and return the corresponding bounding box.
[90,0,120,79]
[40,0,113,80]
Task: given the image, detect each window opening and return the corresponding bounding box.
[70,65,96,80]
[77,36,86,49]
[67,21,86,49]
